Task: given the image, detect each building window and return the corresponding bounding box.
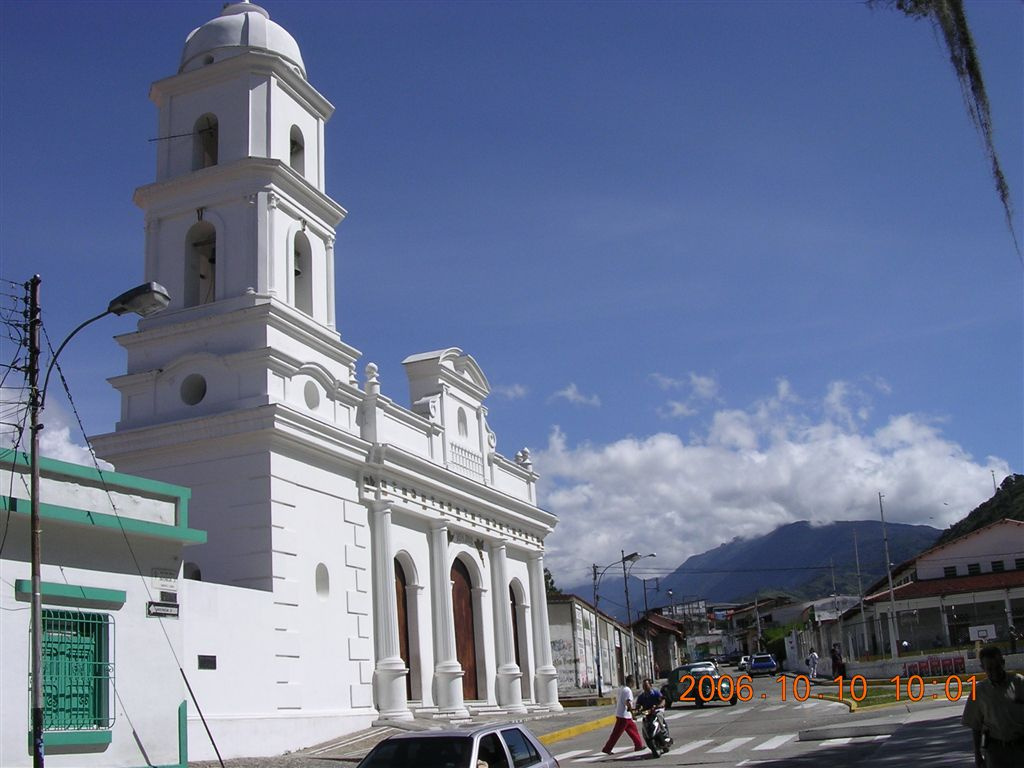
[943,566,957,578]
[289,125,305,176]
[1017,558,1024,571]
[37,610,113,730]
[967,563,981,576]
[457,408,468,438]
[192,113,219,170]
[293,231,313,315]
[185,222,216,306]
[992,560,1005,573]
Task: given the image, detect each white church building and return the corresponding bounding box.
[84,1,560,761]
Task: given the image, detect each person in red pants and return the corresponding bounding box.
[602,675,644,754]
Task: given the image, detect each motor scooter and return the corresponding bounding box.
[636,706,672,757]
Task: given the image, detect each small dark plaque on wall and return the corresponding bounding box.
[198,655,217,670]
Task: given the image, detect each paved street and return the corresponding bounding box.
[190,675,977,767]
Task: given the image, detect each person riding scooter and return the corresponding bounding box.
[635,678,673,757]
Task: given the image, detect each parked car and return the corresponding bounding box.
[737,655,751,672]
[662,662,738,708]
[356,724,560,768]
[748,653,779,676]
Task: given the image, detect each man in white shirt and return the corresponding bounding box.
[807,648,819,678]
[961,645,1024,767]
[601,675,644,754]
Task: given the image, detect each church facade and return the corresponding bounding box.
[91,2,560,759]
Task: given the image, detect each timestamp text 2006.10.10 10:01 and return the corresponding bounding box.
[676,674,979,703]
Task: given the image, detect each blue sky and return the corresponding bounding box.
[2,1,1021,587]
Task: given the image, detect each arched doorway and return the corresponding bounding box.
[451,558,478,700]
[395,559,413,700]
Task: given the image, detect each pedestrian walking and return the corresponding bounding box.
[961,645,1024,768]
[601,674,644,754]
[806,648,819,678]
[830,643,846,678]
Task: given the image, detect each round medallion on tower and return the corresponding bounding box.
[180,1,305,77]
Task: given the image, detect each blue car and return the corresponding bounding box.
[748,653,778,676]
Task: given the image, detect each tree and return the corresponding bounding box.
[871,0,1020,259]
[544,567,562,596]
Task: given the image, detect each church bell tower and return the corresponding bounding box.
[93,2,363,587]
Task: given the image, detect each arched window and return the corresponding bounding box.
[293,231,313,315]
[192,114,219,170]
[289,125,305,176]
[457,408,468,438]
[185,222,216,307]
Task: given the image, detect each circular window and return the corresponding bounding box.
[315,563,330,598]
[181,374,207,405]
[304,380,320,410]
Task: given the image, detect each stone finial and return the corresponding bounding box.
[365,362,380,395]
[516,447,532,470]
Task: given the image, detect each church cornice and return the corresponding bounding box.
[92,402,371,473]
[119,294,362,370]
[134,157,346,228]
[150,49,334,120]
[360,442,556,541]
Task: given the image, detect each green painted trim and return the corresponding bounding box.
[178,699,188,768]
[28,729,113,749]
[1,449,192,528]
[14,579,126,607]
[2,496,206,544]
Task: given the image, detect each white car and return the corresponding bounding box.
[737,655,751,672]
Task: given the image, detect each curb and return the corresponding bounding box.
[798,721,899,742]
[538,716,616,745]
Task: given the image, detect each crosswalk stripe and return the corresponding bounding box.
[693,710,718,717]
[873,734,891,741]
[752,734,796,750]
[672,739,713,754]
[819,737,852,747]
[553,749,591,760]
[708,737,755,753]
[664,711,691,720]
[761,704,785,711]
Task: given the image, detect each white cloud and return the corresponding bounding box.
[651,373,686,390]
[1,391,111,469]
[493,383,528,400]
[653,372,720,419]
[660,400,696,419]
[550,383,601,407]
[689,373,719,400]
[534,380,1008,589]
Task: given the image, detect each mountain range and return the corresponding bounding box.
[565,475,1024,622]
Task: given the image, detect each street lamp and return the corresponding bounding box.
[621,550,656,682]
[592,550,653,696]
[27,276,169,767]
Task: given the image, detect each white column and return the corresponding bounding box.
[528,552,563,710]
[325,234,336,329]
[489,542,526,713]
[370,504,412,721]
[430,521,468,716]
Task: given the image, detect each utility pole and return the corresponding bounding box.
[592,564,603,697]
[853,530,869,658]
[621,550,638,681]
[879,492,900,658]
[27,276,45,768]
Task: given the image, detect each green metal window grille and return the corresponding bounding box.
[33,610,114,730]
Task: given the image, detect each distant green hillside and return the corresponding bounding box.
[933,474,1024,547]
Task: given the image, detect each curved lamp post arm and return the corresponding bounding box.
[27,278,168,768]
